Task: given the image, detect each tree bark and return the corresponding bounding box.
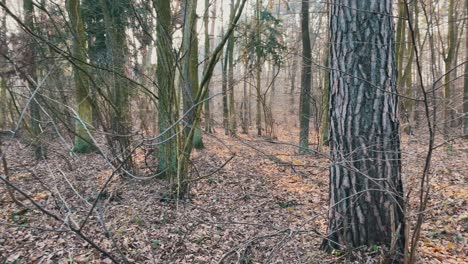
[464,0,468,139]
[227,0,239,136]
[0,0,8,130]
[100,0,133,170]
[203,0,215,134]
[67,0,95,153]
[24,0,44,160]
[154,0,178,180]
[443,0,458,135]
[298,0,312,153]
[322,0,405,258]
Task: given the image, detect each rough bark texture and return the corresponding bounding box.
[323,0,405,257]
[67,0,95,153]
[298,0,312,153]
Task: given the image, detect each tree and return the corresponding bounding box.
[227,0,240,136]
[99,0,133,169]
[153,0,178,180]
[203,0,216,134]
[238,1,284,137]
[24,0,44,160]
[322,0,405,258]
[464,0,468,139]
[67,0,95,153]
[443,0,459,135]
[181,0,204,149]
[298,0,311,153]
[0,0,7,130]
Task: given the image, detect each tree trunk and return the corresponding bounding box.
[289,47,298,116]
[100,0,133,170]
[188,15,204,149]
[177,0,199,197]
[322,0,405,258]
[395,0,407,91]
[222,51,230,135]
[154,0,178,181]
[464,0,468,139]
[320,50,330,146]
[203,0,215,134]
[443,0,458,136]
[24,0,44,160]
[0,0,8,130]
[0,5,6,129]
[67,0,95,153]
[227,0,240,136]
[256,63,262,136]
[255,0,262,137]
[242,64,249,134]
[298,0,312,153]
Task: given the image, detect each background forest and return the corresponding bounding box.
[0,0,467,263]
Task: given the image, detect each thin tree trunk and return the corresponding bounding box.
[320,49,330,146]
[0,0,5,130]
[242,64,249,134]
[464,0,468,139]
[203,0,215,134]
[189,16,204,149]
[298,0,312,153]
[289,50,298,116]
[322,0,405,258]
[24,0,44,160]
[444,0,458,136]
[227,0,237,135]
[222,51,230,135]
[256,63,262,136]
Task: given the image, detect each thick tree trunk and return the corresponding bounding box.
[67,0,95,153]
[322,0,405,258]
[154,0,177,181]
[298,0,312,153]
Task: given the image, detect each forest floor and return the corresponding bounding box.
[0,127,467,263]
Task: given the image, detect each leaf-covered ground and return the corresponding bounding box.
[0,129,467,263]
